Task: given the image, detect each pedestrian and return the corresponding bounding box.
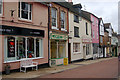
[118,53,120,61]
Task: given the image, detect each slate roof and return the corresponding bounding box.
[54,2,92,22]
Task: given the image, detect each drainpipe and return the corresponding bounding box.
[48,3,51,67]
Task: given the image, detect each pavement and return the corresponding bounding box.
[2,57,117,79]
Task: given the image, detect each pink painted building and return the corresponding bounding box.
[91,14,99,59]
[0,1,48,72]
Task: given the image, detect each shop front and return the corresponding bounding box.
[50,33,68,66]
[0,25,48,71]
[82,37,93,59]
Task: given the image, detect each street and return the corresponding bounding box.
[38,58,118,79]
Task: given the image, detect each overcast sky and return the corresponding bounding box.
[71,0,119,33]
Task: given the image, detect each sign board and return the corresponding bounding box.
[50,33,68,40]
[0,25,44,37]
[64,58,68,65]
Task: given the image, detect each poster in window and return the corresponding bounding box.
[8,37,15,57]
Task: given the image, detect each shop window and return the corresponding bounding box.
[58,41,66,58]
[27,38,34,58]
[16,37,26,59]
[61,11,66,30]
[36,38,43,57]
[74,26,79,37]
[7,37,15,57]
[19,2,32,20]
[86,44,90,55]
[51,41,66,59]
[0,0,2,15]
[51,41,57,59]
[73,43,80,52]
[5,37,44,62]
[51,8,57,29]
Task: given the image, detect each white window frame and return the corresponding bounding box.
[0,0,3,16]
[4,36,44,63]
[73,43,80,53]
[51,8,58,30]
[19,2,32,21]
[61,11,67,31]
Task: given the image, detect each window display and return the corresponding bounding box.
[7,37,15,57]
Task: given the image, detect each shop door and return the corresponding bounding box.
[68,43,71,63]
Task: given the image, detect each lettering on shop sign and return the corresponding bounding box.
[50,33,68,40]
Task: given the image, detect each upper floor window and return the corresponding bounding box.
[60,11,66,30]
[19,2,32,21]
[100,36,103,43]
[97,32,98,39]
[93,31,95,38]
[86,22,88,35]
[51,8,57,29]
[0,0,2,15]
[74,26,79,37]
[74,15,79,23]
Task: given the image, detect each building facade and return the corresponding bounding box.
[49,2,69,66]
[0,1,48,72]
[90,14,99,59]
[68,3,83,62]
[104,23,112,57]
[81,11,93,59]
[98,18,104,57]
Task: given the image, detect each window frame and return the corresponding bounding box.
[19,2,32,21]
[0,0,3,16]
[74,14,79,23]
[51,7,58,30]
[73,43,80,53]
[74,26,79,37]
[60,11,66,31]
[86,22,88,35]
[4,36,44,63]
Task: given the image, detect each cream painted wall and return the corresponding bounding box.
[69,12,83,61]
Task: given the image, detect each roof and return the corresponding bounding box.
[54,2,91,22]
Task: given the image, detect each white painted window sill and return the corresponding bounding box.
[52,26,59,30]
[4,57,44,63]
[61,28,67,32]
[18,18,32,23]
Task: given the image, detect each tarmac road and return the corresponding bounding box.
[39,58,118,79]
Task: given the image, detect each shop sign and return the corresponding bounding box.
[50,33,68,40]
[82,38,92,43]
[0,25,44,37]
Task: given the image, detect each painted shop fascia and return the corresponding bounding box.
[0,1,48,72]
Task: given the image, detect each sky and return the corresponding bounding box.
[70,0,119,33]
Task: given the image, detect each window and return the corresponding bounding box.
[51,8,57,28]
[74,15,79,23]
[19,2,32,20]
[5,37,43,62]
[7,37,15,58]
[92,18,94,24]
[0,0,2,15]
[86,22,88,35]
[100,36,103,43]
[73,43,80,52]
[93,31,94,38]
[86,44,90,55]
[74,27,79,37]
[97,32,98,39]
[51,41,66,59]
[61,11,66,30]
